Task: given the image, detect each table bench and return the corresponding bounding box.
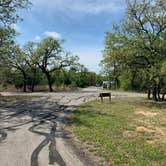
[99,92,111,102]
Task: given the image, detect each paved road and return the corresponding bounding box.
[0,87,146,166]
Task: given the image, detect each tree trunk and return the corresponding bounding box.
[30,77,35,92]
[152,86,158,101]
[131,71,136,90]
[113,63,120,89]
[157,84,161,101]
[115,77,120,89]
[31,83,35,92]
[31,69,37,92]
[147,89,151,99]
[162,92,165,101]
[22,71,27,92]
[45,72,53,92]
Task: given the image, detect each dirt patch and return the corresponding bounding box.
[123,126,166,144]
[145,127,166,144]
[146,140,155,144]
[135,110,158,117]
[136,126,155,133]
[123,130,137,137]
[154,127,166,143]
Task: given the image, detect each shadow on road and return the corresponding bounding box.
[0,97,75,166]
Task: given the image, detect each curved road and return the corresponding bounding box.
[0,87,146,166]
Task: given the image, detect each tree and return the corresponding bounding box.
[102,0,166,100]
[0,0,31,26]
[102,31,125,89]
[6,45,29,92]
[124,0,166,100]
[0,27,16,63]
[23,42,40,92]
[0,0,31,91]
[0,0,31,59]
[34,37,79,92]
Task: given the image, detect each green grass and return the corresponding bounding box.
[67,98,166,166]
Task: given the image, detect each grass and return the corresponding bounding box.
[67,98,166,166]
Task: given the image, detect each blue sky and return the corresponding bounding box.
[15,0,126,73]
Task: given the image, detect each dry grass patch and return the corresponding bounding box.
[136,126,154,132]
[123,130,137,137]
[154,127,166,143]
[135,110,158,117]
[134,107,166,144]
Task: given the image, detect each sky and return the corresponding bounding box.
[15,0,126,73]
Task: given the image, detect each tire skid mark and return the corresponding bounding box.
[3,109,31,120]
[1,120,32,130]
[49,124,66,166]
[29,121,66,166]
[0,91,98,166]
[31,138,49,166]
[0,129,7,142]
[0,120,32,143]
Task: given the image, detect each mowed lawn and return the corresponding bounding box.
[67,98,166,166]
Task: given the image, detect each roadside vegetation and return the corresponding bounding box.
[101,0,166,101]
[68,98,166,166]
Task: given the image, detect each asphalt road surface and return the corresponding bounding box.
[0,87,146,166]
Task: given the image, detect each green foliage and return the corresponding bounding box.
[13,72,24,89]
[0,0,32,91]
[119,71,132,90]
[53,67,103,88]
[33,37,79,91]
[101,0,166,100]
[0,0,31,26]
[1,35,103,92]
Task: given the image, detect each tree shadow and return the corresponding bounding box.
[0,96,76,166]
[131,98,166,109]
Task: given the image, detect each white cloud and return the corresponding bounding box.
[33,0,125,16]
[35,35,41,40]
[44,31,61,39]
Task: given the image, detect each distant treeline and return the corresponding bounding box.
[0,63,103,92]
